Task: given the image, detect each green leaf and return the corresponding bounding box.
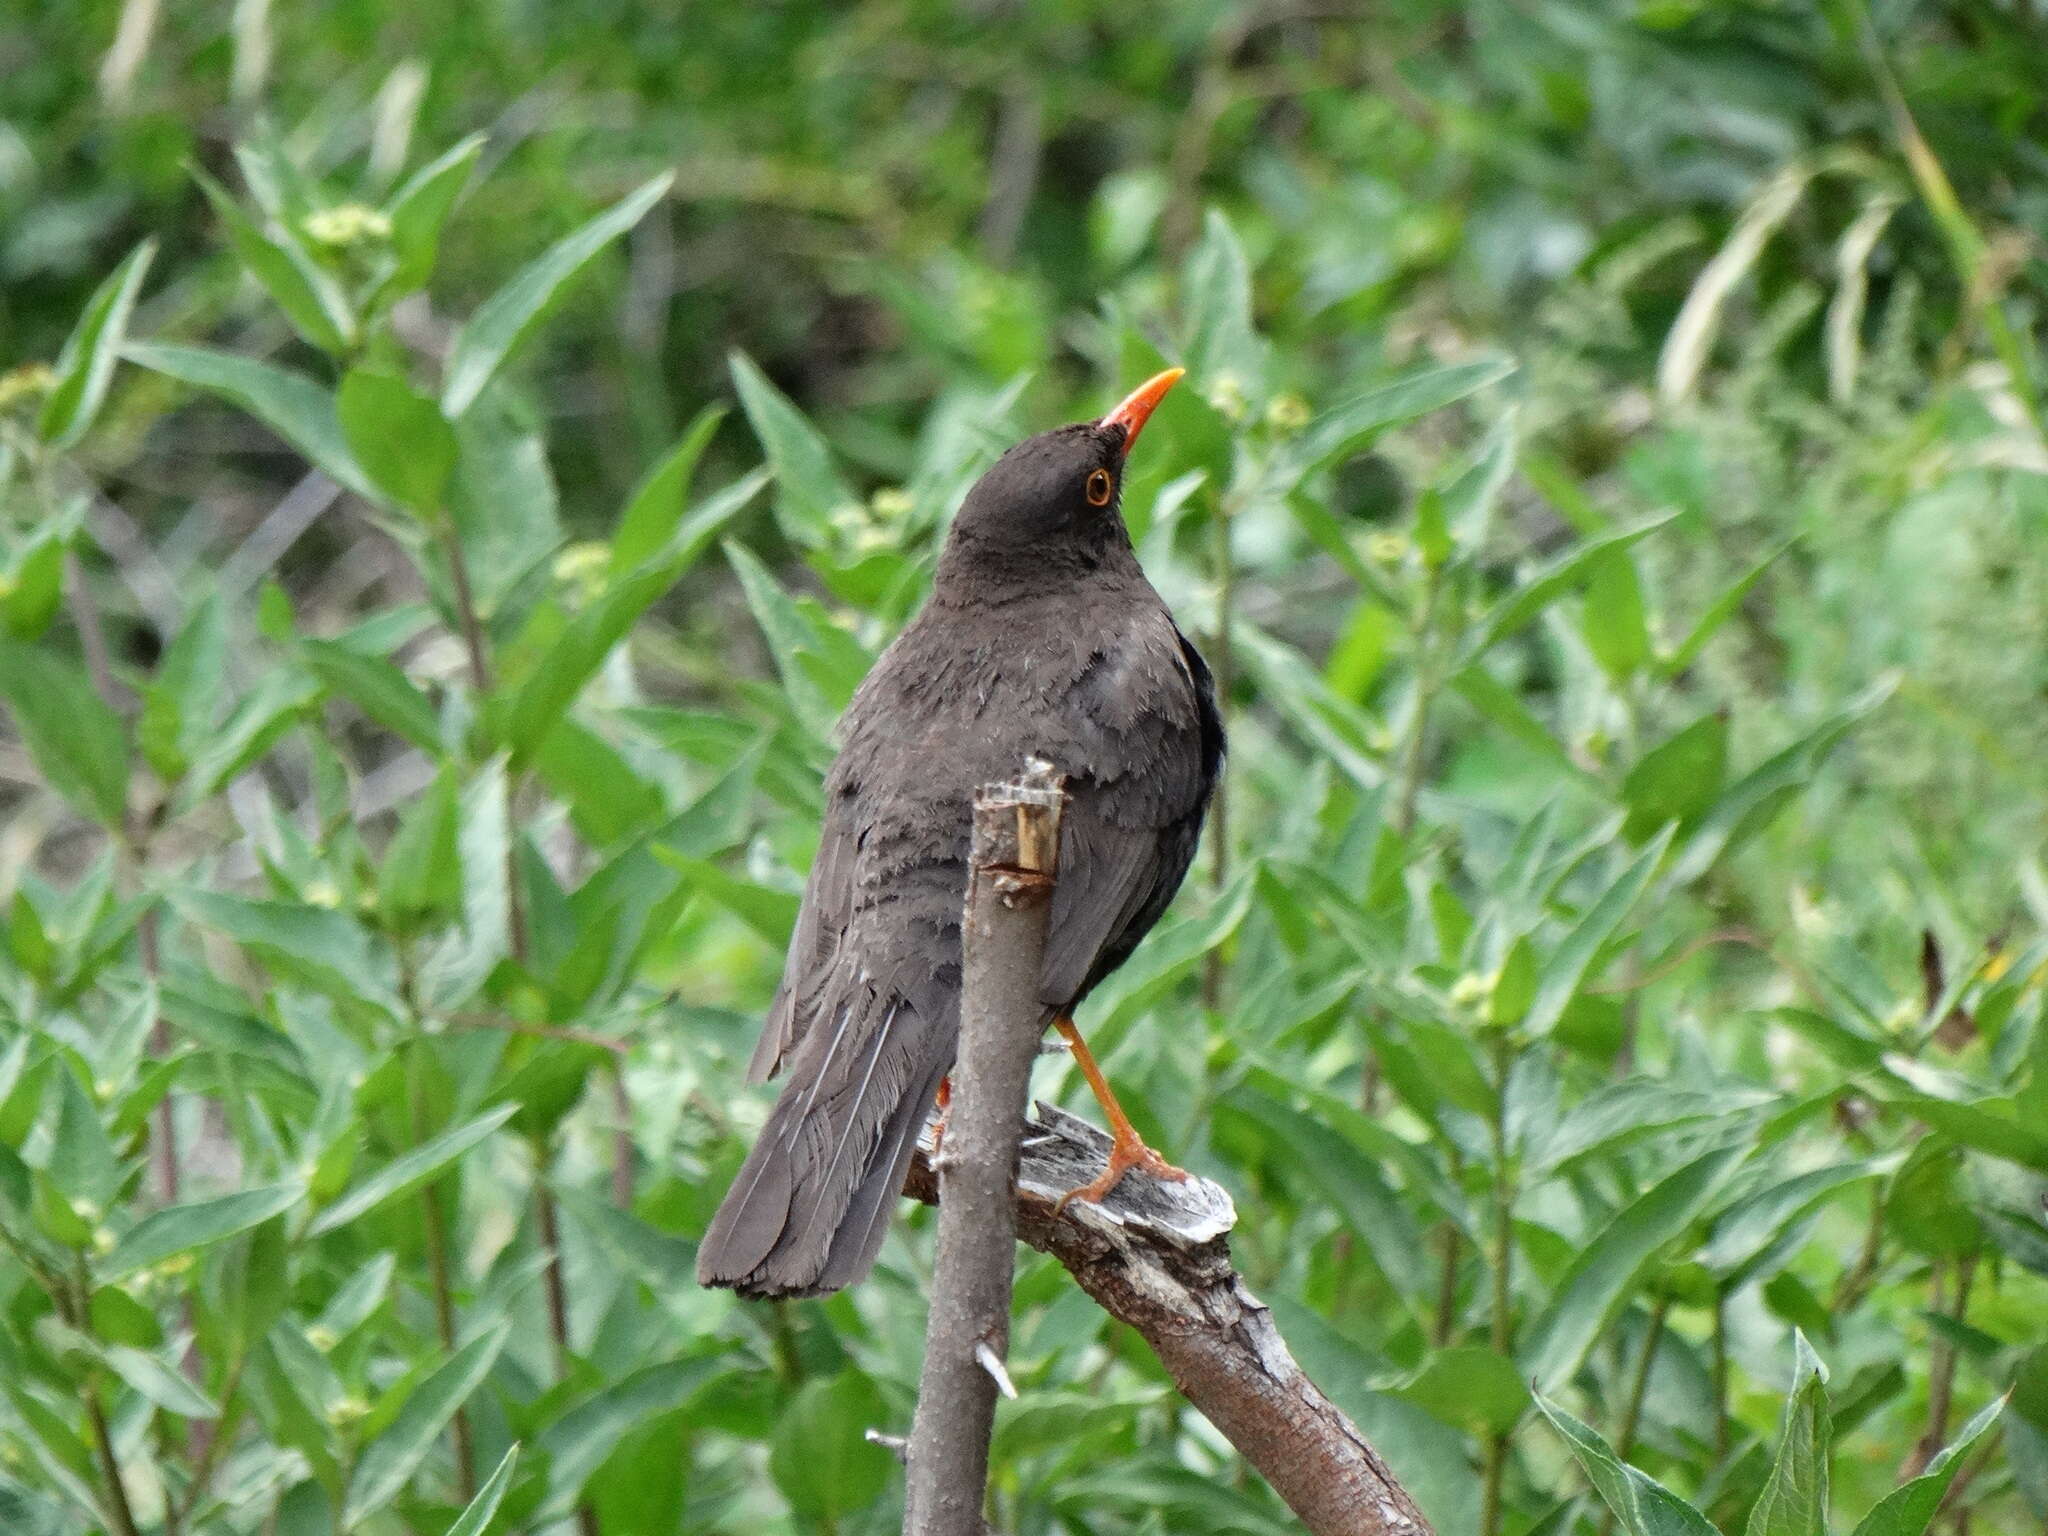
[1279,358,1516,488]
[337,369,458,514]
[1522,1143,1747,1390]
[377,765,463,926]
[1460,515,1676,666]
[103,1344,220,1418]
[1848,1393,2006,1536]
[1745,1333,1830,1536]
[101,1182,303,1280]
[723,540,841,739]
[728,351,857,547]
[40,239,156,448]
[1,526,68,641]
[1701,1158,1894,1280]
[1395,1346,1529,1436]
[303,638,443,752]
[180,669,319,806]
[0,642,130,828]
[309,1104,518,1236]
[1621,715,1727,843]
[382,134,485,297]
[173,889,401,1015]
[443,1444,520,1536]
[50,1068,124,1210]
[655,851,799,947]
[193,168,353,353]
[443,172,674,416]
[124,343,375,499]
[1536,1392,1720,1536]
[1525,827,1673,1038]
[1183,210,1264,399]
[139,593,228,783]
[611,406,725,570]
[768,1372,893,1519]
[1580,548,1652,680]
[1660,539,1794,678]
[344,1323,509,1524]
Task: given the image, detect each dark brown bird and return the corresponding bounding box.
[697,369,1222,1299]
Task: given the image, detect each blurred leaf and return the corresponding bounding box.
[49,1068,124,1209]
[174,890,401,1015]
[444,173,675,416]
[309,1104,517,1236]
[125,343,375,499]
[337,369,457,514]
[382,134,485,297]
[729,351,857,546]
[1745,1333,1829,1536]
[1660,540,1793,678]
[104,1344,219,1418]
[1,527,67,642]
[1622,715,1728,843]
[1395,1346,1529,1435]
[40,239,155,448]
[1461,515,1675,665]
[102,1182,302,1280]
[768,1372,896,1519]
[344,1322,509,1524]
[443,1444,520,1536]
[1523,1143,1747,1390]
[1581,548,1652,681]
[193,168,352,353]
[1183,210,1263,399]
[611,405,725,570]
[139,593,228,783]
[1526,827,1673,1038]
[724,539,841,739]
[1536,1392,1720,1536]
[303,637,442,752]
[0,642,130,828]
[1280,358,1516,489]
[377,766,463,926]
[1849,1393,2005,1536]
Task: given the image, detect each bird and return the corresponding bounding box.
[696,368,1223,1299]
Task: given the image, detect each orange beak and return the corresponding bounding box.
[1100,367,1185,456]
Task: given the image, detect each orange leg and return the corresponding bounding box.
[1051,1015,1187,1213]
[931,1074,953,1154]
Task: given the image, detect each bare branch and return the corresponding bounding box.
[905,1103,1434,1536]
[902,763,1066,1536]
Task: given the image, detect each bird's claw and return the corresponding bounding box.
[1052,1131,1188,1216]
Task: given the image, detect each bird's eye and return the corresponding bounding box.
[1085,468,1114,506]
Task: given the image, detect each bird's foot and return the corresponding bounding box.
[1053,1128,1189,1215]
[930,1074,953,1156]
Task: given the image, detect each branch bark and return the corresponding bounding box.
[904,1104,1434,1536]
[902,763,1067,1536]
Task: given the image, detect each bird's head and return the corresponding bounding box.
[937,368,1183,581]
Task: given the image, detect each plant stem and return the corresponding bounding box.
[407,1040,476,1500]
[85,1383,144,1536]
[1391,558,1445,839]
[1615,1292,1670,1460]
[1712,1285,1731,1462]
[1479,1035,1518,1536]
[1909,1252,1976,1476]
[438,517,495,698]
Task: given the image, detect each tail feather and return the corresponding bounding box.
[697,984,949,1298]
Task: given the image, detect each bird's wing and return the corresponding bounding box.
[746,773,862,1083]
[1038,619,1221,1008]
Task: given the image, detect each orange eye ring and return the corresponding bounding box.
[1085,468,1114,506]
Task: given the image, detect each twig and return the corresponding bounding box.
[903,1105,1434,1536]
[903,764,1066,1536]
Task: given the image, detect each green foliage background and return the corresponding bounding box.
[2,1,2046,1533]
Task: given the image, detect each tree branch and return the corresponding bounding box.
[903,763,1067,1536]
[904,1104,1434,1536]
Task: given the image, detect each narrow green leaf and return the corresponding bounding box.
[443,172,674,416]
[611,406,725,570]
[443,1444,520,1536]
[728,351,856,546]
[303,638,443,752]
[1183,210,1264,398]
[1522,1143,1747,1390]
[769,1372,894,1519]
[41,239,156,448]
[193,168,352,353]
[1,525,68,642]
[102,1182,303,1280]
[0,642,131,828]
[50,1069,125,1209]
[139,593,228,783]
[1621,715,1727,843]
[344,1323,509,1523]
[723,539,839,739]
[1580,547,1652,681]
[1536,1392,1721,1536]
[383,134,486,297]
[173,889,401,1015]
[309,1104,517,1236]
[337,369,458,513]
[124,343,375,499]
[103,1345,220,1418]
[1849,1393,2006,1536]
[1460,515,1676,666]
[1661,539,1794,678]
[1526,827,1673,1038]
[1395,1346,1529,1436]
[1745,1333,1830,1536]
[1279,358,1516,488]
